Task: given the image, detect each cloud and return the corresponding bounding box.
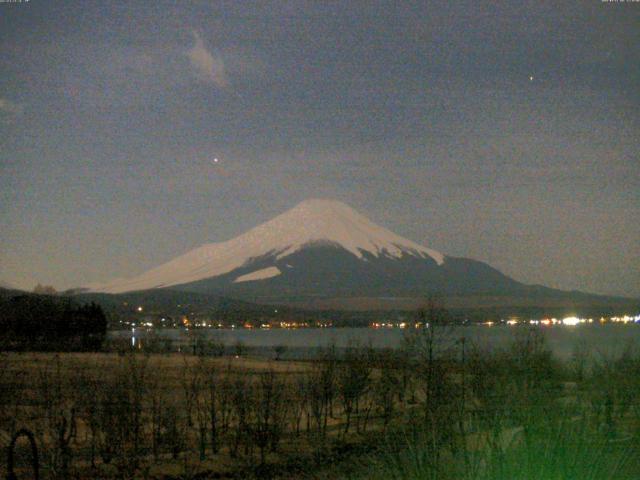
[187,31,228,88]
[0,97,23,124]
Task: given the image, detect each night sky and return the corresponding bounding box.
[1,1,638,297]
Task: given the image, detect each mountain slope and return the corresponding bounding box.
[176,245,524,299]
[86,199,637,311]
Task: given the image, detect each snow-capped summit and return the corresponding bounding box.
[246,198,444,264]
[89,199,444,294]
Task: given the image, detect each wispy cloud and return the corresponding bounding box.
[187,30,228,88]
[0,97,23,124]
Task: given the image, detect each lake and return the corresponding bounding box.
[113,324,640,360]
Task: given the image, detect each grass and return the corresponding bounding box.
[340,412,639,480]
[338,346,640,480]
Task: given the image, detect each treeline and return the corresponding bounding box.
[0,294,107,351]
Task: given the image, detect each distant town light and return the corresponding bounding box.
[562,316,581,326]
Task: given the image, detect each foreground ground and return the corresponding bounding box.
[2,328,640,479]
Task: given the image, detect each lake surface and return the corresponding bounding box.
[113,324,640,360]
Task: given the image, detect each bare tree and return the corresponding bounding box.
[195,357,223,458]
[289,373,309,436]
[249,370,288,465]
[373,352,401,431]
[147,367,166,461]
[307,345,337,438]
[180,354,201,428]
[337,343,371,435]
[403,298,462,457]
[230,373,251,458]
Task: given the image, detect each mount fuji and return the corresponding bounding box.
[86,199,634,310]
